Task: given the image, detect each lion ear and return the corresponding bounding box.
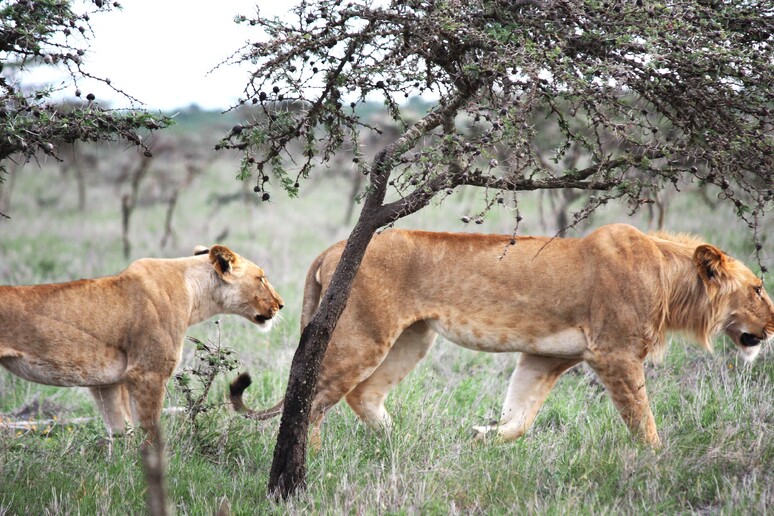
[209,245,239,282]
[193,245,209,256]
[693,244,728,284]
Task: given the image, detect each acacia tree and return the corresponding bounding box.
[220,0,773,497]
[0,0,170,192]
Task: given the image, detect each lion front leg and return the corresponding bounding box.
[125,369,172,445]
[586,352,660,447]
[475,354,581,441]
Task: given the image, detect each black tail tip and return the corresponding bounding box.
[230,372,253,396]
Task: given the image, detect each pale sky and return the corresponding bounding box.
[28,1,290,111]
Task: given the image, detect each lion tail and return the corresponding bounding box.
[230,249,330,420]
[300,248,328,330]
[228,372,284,420]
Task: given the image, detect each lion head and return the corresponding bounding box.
[694,244,774,362]
[195,245,284,331]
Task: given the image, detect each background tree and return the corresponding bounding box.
[219,0,773,497]
[0,0,171,197]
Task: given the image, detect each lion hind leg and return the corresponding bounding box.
[89,384,133,437]
[345,321,437,429]
[476,353,580,441]
[308,324,421,443]
[309,412,325,452]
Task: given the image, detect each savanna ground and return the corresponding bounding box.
[0,119,772,514]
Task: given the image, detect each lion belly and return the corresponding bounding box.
[0,348,127,387]
[427,320,588,357]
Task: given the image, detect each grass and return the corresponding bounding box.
[7,342,770,513]
[1,153,772,513]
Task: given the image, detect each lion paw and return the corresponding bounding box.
[471,420,499,442]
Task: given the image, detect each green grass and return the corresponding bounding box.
[1,155,772,513]
[7,340,770,513]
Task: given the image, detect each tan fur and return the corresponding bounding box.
[0,245,283,442]
[234,224,773,447]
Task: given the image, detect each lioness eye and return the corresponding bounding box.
[754,285,762,296]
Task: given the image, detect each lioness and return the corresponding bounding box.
[0,245,283,441]
[232,224,773,447]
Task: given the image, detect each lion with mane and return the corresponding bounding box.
[232,224,773,447]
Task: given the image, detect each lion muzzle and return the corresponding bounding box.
[740,332,763,347]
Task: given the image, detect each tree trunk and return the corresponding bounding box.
[267,159,396,498]
[266,212,382,498]
[267,100,464,499]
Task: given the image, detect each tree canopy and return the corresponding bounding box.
[0,0,170,173]
[223,0,772,253]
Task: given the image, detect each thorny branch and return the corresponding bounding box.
[0,1,172,173]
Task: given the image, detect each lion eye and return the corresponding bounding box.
[754,285,762,296]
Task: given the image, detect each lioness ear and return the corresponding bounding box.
[693,244,728,283]
[193,245,209,256]
[209,245,238,281]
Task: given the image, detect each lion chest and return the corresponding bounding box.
[427,319,588,357]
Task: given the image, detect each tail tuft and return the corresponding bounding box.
[229,372,252,397]
[228,371,284,420]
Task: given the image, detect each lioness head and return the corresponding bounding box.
[694,244,774,362]
[196,245,284,331]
